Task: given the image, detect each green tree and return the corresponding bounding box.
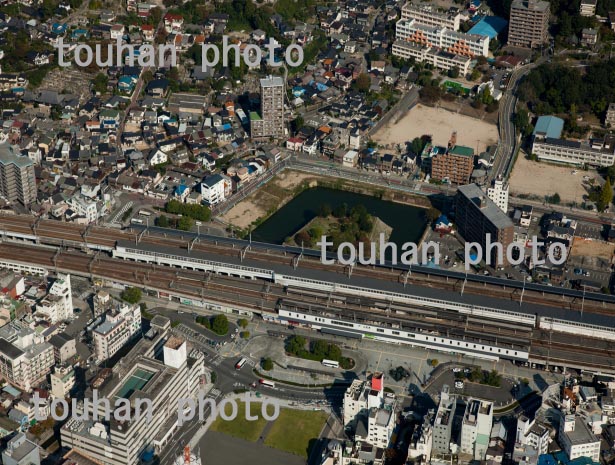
[318,204,332,217]
[240,331,250,339]
[599,178,613,211]
[157,215,170,227]
[178,216,194,231]
[120,287,142,304]
[448,66,460,78]
[286,335,307,355]
[470,69,481,81]
[237,318,249,328]
[354,73,371,92]
[262,357,273,371]
[92,73,108,94]
[211,314,229,335]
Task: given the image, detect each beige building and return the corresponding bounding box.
[0,142,36,206]
[401,2,462,30]
[606,103,615,127]
[251,76,285,141]
[508,0,550,48]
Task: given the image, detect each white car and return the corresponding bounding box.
[452,368,461,373]
[455,381,464,389]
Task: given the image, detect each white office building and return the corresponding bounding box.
[200,173,232,206]
[433,385,456,454]
[93,303,142,363]
[558,414,600,462]
[1,432,41,465]
[487,176,509,213]
[460,399,493,460]
[66,195,99,223]
[516,415,550,454]
[34,274,73,324]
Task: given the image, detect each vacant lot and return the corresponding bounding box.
[570,237,615,259]
[509,156,600,204]
[263,409,328,458]
[209,402,268,442]
[372,104,498,149]
[201,431,304,465]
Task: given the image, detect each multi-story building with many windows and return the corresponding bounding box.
[396,19,489,57]
[401,1,462,30]
[93,303,142,363]
[0,141,36,206]
[531,135,615,167]
[0,325,54,392]
[455,183,515,266]
[431,145,475,185]
[460,399,493,460]
[251,76,285,141]
[392,41,471,74]
[61,317,206,465]
[508,0,550,48]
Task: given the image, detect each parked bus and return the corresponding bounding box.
[322,359,339,368]
[235,358,247,370]
[138,210,152,217]
[130,218,144,224]
[259,379,275,388]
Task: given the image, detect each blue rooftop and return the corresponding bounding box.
[468,16,508,38]
[534,116,565,139]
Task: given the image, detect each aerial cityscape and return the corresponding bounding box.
[1,0,615,464]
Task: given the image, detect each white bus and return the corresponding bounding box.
[235,358,247,370]
[138,210,152,217]
[259,379,275,388]
[131,218,144,224]
[322,359,339,368]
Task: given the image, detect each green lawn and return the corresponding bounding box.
[264,409,328,458]
[209,402,268,442]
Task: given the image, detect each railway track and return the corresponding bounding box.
[2,215,615,315]
[2,242,614,371]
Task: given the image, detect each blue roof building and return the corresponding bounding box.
[468,16,508,38]
[534,116,565,139]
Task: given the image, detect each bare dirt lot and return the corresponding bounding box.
[509,156,601,204]
[220,171,317,229]
[570,237,615,259]
[372,104,499,150]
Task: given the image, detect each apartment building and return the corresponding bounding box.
[0,141,37,206]
[251,76,285,141]
[34,274,73,324]
[61,325,206,465]
[92,303,142,363]
[200,173,232,206]
[396,19,489,56]
[433,385,457,455]
[392,41,471,74]
[431,145,475,185]
[455,183,515,266]
[532,136,615,167]
[508,0,550,48]
[401,1,462,30]
[50,365,76,399]
[0,336,54,391]
[49,332,77,364]
[579,0,597,16]
[487,176,509,213]
[460,399,493,460]
[365,405,396,449]
[605,103,615,127]
[558,414,600,462]
[343,373,385,426]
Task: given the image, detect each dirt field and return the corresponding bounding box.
[372,104,498,150]
[509,156,601,204]
[220,171,317,229]
[570,237,615,259]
